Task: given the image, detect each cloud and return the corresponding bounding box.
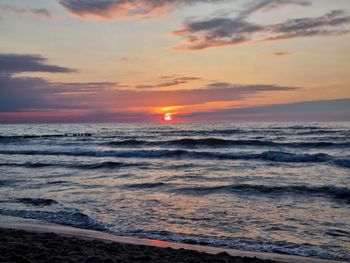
[0,53,298,122]
[119,56,148,63]
[172,18,261,50]
[135,76,201,89]
[265,10,350,41]
[0,74,296,112]
[0,54,296,113]
[2,98,348,123]
[0,75,53,111]
[0,54,76,74]
[0,109,157,123]
[171,1,350,50]
[59,0,222,19]
[0,4,53,19]
[271,51,291,56]
[184,98,350,121]
[62,82,297,110]
[0,53,112,111]
[0,74,117,111]
[237,0,310,20]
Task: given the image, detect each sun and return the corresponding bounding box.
[163,113,173,122]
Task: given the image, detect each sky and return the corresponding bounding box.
[0,0,349,123]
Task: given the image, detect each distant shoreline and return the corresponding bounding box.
[0,216,344,263]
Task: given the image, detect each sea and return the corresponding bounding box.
[0,122,349,261]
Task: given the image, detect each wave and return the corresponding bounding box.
[0,162,57,168]
[106,138,350,148]
[46,180,69,185]
[168,138,276,147]
[107,139,146,146]
[295,130,347,135]
[15,198,58,206]
[118,181,350,201]
[72,161,140,169]
[333,159,350,168]
[136,126,343,134]
[0,161,144,170]
[117,181,350,202]
[172,184,350,200]
[0,209,106,231]
[167,138,350,148]
[133,127,346,137]
[123,182,167,189]
[0,149,348,167]
[0,180,14,186]
[0,149,190,158]
[0,133,92,140]
[151,129,247,136]
[259,151,330,162]
[275,125,326,130]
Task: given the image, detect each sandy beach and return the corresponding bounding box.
[1,227,280,263]
[0,216,346,263]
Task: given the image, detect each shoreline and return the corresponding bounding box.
[0,216,346,263]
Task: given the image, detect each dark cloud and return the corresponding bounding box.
[0,109,157,124]
[157,79,185,87]
[53,82,117,92]
[0,73,296,111]
[2,98,348,123]
[237,0,310,20]
[271,51,291,56]
[184,98,350,121]
[30,9,53,18]
[66,110,157,123]
[206,82,238,89]
[0,75,52,111]
[0,70,296,112]
[0,53,297,122]
[59,0,222,19]
[80,82,297,109]
[265,10,350,41]
[0,54,76,74]
[0,74,117,111]
[0,77,297,121]
[172,18,261,50]
[0,4,53,19]
[0,53,114,111]
[172,1,350,50]
[134,84,153,89]
[153,76,201,88]
[135,76,201,89]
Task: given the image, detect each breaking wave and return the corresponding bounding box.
[0,209,105,230]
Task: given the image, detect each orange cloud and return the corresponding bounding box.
[59,0,214,20]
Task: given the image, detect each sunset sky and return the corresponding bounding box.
[0,0,349,123]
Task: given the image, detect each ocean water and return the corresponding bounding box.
[0,122,349,260]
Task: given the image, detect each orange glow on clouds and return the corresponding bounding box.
[64,1,174,20]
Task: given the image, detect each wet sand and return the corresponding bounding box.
[1,228,279,263]
[0,216,346,263]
